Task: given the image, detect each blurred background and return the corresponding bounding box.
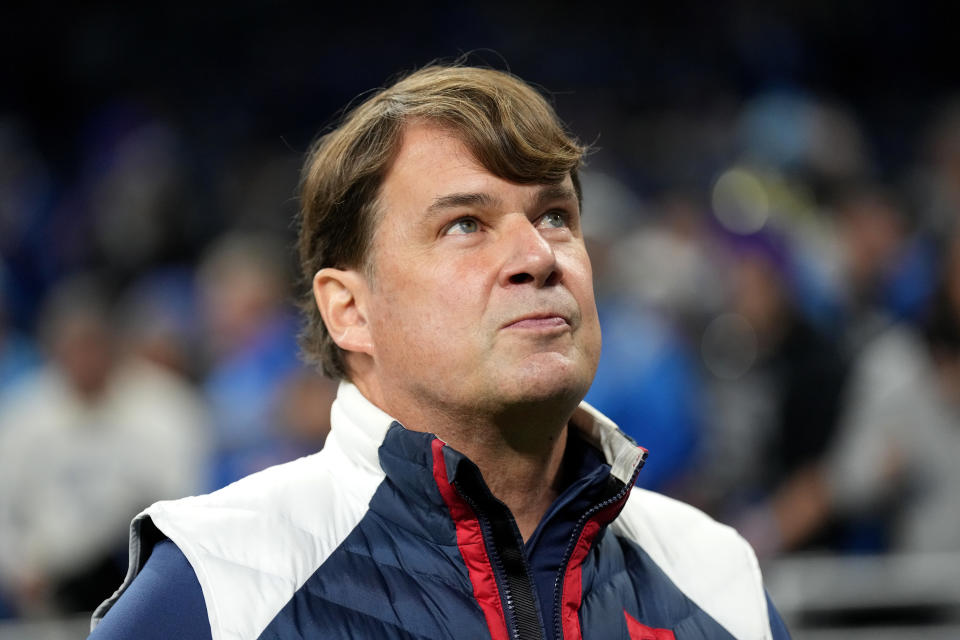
[2,2,959,637]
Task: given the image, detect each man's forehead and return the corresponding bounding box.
[387,123,484,185]
[385,122,576,208]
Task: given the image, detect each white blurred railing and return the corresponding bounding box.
[0,615,89,640]
[766,552,960,639]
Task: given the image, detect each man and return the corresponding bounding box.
[90,65,789,639]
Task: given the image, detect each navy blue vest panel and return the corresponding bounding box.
[88,539,211,640]
[258,490,489,638]
[259,427,489,639]
[580,532,736,639]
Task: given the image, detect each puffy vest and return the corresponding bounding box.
[93,382,781,639]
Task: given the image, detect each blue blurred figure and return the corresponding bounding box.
[586,300,702,492]
[197,233,325,489]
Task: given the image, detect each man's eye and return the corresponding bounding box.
[539,211,568,229]
[446,218,480,235]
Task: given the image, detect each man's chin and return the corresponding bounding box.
[494,353,594,407]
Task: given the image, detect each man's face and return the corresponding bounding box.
[359,123,601,422]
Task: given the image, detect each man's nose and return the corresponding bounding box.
[498,219,561,288]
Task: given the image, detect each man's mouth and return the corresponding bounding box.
[503,313,570,330]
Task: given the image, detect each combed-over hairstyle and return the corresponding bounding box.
[297,64,586,379]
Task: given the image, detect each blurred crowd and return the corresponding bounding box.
[582,92,960,565]
[0,113,338,617]
[3,85,960,622]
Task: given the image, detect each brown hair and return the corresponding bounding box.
[297,64,586,379]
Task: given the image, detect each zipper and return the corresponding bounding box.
[454,474,545,640]
[552,465,642,640]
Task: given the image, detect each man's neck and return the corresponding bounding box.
[443,417,570,542]
[354,378,575,541]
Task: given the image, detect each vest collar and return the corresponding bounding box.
[329,381,647,483]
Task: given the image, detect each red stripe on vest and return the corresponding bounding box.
[431,438,510,640]
[624,611,676,640]
[560,496,632,640]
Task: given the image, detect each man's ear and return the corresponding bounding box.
[312,268,374,355]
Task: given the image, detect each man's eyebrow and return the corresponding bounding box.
[427,192,501,215]
[533,184,579,209]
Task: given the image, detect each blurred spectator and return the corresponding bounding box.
[585,192,712,492]
[822,232,960,552]
[914,98,960,239]
[692,232,848,557]
[272,369,337,460]
[115,267,202,380]
[81,106,205,275]
[602,194,727,326]
[197,232,327,488]
[832,186,922,349]
[835,185,936,344]
[0,276,209,617]
[586,300,704,492]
